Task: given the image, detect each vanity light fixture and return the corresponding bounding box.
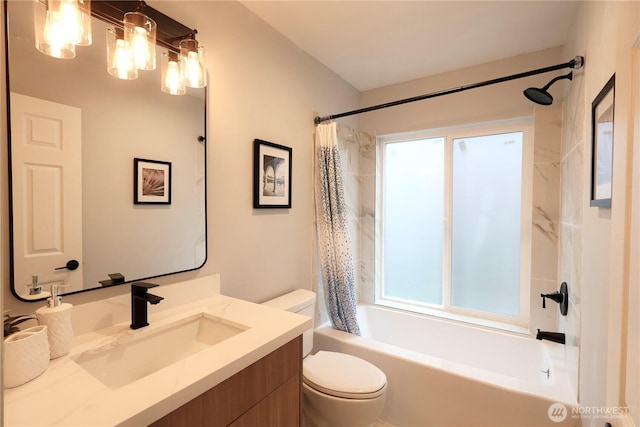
[33,0,92,59]
[161,51,185,95]
[179,36,207,89]
[106,27,138,80]
[33,0,207,95]
[123,10,156,71]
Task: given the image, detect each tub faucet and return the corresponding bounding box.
[130,282,164,330]
[536,329,565,345]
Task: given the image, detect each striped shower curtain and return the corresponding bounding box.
[314,122,360,335]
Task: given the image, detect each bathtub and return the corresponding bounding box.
[312,304,580,427]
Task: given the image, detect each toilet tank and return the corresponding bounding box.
[262,289,316,356]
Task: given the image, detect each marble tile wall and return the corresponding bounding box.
[335,124,376,306]
[531,106,563,335]
[559,68,586,397]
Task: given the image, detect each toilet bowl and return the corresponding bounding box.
[262,290,387,427]
[302,350,387,427]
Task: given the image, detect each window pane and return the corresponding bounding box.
[451,132,523,316]
[383,138,444,305]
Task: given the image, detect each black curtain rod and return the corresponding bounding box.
[314,56,585,125]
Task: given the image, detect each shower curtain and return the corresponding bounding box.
[314,122,361,335]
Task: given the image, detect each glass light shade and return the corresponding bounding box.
[75,0,92,46]
[33,0,75,58]
[106,27,137,80]
[57,0,90,45]
[33,0,91,58]
[161,52,186,95]
[179,39,207,88]
[124,12,156,71]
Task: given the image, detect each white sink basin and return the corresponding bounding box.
[71,313,248,390]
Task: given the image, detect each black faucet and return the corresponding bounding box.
[130,282,164,330]
[536,329,565,344]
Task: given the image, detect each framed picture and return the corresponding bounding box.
[134,158,171,204]
[253,139,292,208]
[590,74,615,207]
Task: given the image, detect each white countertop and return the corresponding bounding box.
[4,275,311,426]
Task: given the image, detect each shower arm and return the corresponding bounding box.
[540,72,573,91]
[314,56,584,125]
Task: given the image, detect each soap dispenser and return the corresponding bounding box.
[35,284,73,359]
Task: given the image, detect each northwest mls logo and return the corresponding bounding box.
[548,403,568,423]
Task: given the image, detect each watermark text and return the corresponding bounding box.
[548,403,630,423]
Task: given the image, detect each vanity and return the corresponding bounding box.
[3,275,311,426]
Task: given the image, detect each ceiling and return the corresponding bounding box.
[240,1,578,92]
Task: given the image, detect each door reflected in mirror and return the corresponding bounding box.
[5,1,207,300]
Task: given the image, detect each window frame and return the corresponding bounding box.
[375,117,534,332]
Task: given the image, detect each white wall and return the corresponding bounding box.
[626,43,640,424]
[561,1,639,425]
[1,1,359,312]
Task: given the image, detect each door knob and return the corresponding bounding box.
[55,260,79,271]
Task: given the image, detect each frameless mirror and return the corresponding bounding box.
[5,1,207,301]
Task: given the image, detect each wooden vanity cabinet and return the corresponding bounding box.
[150,336,302,427]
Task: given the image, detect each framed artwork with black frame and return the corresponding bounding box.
[590,74,615,208]
[253,139,292,209]
[134,158,172,205]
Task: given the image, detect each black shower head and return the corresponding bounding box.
[524,87,554,105]
[524,71,573,105]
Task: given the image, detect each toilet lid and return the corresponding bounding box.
[303,351,387,399]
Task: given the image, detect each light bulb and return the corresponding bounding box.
[58,0,82,44]
[114,39,133,80]
[124,12,156,71]
[106,27,137,80]
[131,26,150,69]
[179,39,207,88]
[186,51,204,88]
[165,61,182,94]
[43,8,75,58]
[161,52,185,95]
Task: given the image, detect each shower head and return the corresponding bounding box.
[524,87,554,105]
[524,71,573,105]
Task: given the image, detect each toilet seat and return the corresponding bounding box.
[303,351,387,399]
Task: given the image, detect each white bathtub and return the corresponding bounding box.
[312,304,580,427]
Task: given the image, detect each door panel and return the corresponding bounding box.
[10,93,83,297]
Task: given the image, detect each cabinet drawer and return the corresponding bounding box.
[150,336,302,427]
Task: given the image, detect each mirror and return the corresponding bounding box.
[5,1,207,300]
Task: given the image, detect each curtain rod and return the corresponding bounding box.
[314,56,585,125]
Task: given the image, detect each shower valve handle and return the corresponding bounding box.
[540,282,569,316]
[540,292,562,308]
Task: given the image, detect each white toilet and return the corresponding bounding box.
[263,290,387,427]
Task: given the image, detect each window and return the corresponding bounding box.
[376,119,533,329]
